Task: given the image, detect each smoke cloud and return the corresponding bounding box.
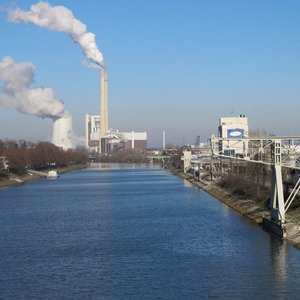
[9,1,104,67]
[0,56,68,119]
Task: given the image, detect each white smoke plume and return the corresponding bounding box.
[0,56,68,119]
[9,1,104,67]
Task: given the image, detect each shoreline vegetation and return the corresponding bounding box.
[0,139,89,189]
[0,144,150,190]
[0,163,87,189]
[169,168,300,250]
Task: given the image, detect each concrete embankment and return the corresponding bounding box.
[171,169,300,249]
[175,170,269,225]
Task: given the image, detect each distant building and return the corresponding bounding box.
[103,129,147,152]
[85,114,100,152]
[85,114,147,152]
[181,150,192,172]
[121,131,147,150]
[218,115,249,156]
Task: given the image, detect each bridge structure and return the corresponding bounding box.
[210,135,300,237]
[147,155,172,164]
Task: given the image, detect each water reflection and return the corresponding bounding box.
[270,234,288,297]
[89,162,160,169]
[183,179,194,188]
[221,203,231,217]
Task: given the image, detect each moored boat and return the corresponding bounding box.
[47,170,59,179]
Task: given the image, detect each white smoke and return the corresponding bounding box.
[9,1,104,67]
[0,56,68,119]
[72,134,86,147]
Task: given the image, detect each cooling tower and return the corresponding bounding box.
[52,114,74,150]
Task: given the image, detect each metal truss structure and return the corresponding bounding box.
[210,135,300,226]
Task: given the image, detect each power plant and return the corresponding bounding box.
[52,114,74,150]
[84,67,148,153]
[85,116,147,153]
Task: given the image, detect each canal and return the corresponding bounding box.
[1,164,300,299]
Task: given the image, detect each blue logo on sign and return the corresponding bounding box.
[227,129,244,138]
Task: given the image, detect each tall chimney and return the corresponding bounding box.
[104,68,108,133]
[99,67,108,153]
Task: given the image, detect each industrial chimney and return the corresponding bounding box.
[52,114,74,150]
[99,67,108,153]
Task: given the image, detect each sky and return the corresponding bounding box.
[0,0,300,147]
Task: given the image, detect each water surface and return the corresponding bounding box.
[1,165,300,299]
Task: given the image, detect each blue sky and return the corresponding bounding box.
[0,0,300,147]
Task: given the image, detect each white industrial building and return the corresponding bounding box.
[85,114,100,152]
[218,115,249,156]
[52,114,74,150]
[85,115,147,152]
[104,129,147,152]
[103,129,147,152]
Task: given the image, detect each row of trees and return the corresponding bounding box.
[0,139,88,173]
[218,161,271,206]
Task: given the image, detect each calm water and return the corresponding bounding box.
[1,164,300,299]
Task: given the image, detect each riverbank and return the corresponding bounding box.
[171,168,300,249]
[0,163,87,189]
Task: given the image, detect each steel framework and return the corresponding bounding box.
[210,135,300,226]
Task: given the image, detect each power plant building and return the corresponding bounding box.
[218,115,249,156]
[92,68,147,153]
[85,114,100,152]
[103,129,147,152]
[85,117,147,152]
[121,131,147,150]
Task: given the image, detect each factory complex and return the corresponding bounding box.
[46,42,252,156]
[85,114,147,153]
[51,68,147,153]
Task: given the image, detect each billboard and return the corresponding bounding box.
[227,128,244,138]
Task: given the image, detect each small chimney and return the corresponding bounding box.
[131,131,135,149]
